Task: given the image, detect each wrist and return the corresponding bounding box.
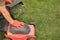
[10,20,14,24]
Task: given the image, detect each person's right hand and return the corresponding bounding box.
[11,20,24,28]
[4,0,12,4]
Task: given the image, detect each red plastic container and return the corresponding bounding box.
[5,25,35,40]
[5,34,28,40]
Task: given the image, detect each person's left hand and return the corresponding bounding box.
[11,20,24,28]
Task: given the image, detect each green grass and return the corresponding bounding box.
[0,0,60,40]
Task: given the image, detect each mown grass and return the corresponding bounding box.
[0,0,60,40]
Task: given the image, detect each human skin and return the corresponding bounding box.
[0,6,14,24]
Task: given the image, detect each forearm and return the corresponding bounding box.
[1,6,14,24]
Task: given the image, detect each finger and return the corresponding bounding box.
[20,23,24,26]
[19,25,23,28]
[20,22,24,26]
[20,26,23,28]
[16,26,20,29]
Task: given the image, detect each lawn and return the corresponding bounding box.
[0,0,60,40]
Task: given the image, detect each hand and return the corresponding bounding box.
[11,20,24,28]
[5,0,12,4]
